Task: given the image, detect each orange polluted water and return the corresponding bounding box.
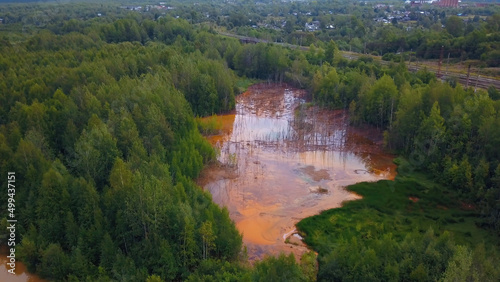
[0,246,46,282]
[199,83,396,261]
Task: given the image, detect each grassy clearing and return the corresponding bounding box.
[196,115,222,136]
[235,77,260,94]
[297,157,499,255]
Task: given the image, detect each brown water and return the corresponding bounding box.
[199,83,396,261]
[0,246,46,282]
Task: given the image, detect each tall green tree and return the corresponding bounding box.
[73,115,120,188]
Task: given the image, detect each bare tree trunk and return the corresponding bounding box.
[390,98,394,129]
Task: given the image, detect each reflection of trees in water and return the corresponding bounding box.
[211,85,394,204]
[232,88,352,152]
[205,86,396,243]
[291,104,350,152]
[213,137,265,209]
[218,87,359,168]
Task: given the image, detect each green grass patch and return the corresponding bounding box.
[235,77,260,94]
[297,158,500,274]
[195,115,222,136]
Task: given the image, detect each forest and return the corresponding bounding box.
[0,1,499,281]
[143,0,500,68]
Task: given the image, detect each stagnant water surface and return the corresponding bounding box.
[0,245,46,282]
[199,83,396,261]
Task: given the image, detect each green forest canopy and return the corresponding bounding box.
[0,2,499,281]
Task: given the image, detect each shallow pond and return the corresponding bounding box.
[198,83,396,261]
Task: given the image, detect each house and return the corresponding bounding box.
[305,21,320,32]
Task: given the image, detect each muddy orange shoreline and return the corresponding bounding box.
[198,83,396,261]
[0,245,47,282]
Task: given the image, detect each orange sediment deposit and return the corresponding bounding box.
[237,217,279,245]
[201,113,236,146]
[198,83,397,262]
[196,161,238,187]
[0,245,47,282]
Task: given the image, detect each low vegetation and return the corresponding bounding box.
[297,158,500,281]
[196,115,223,136]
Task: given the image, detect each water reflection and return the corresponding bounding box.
[201,83,396,261]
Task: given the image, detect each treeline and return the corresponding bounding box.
[305,37,500,280]
[0,14,241,282]
[297,176,500,281]
[370,13,500,66]
[0,38,242,280]
[385,79,500,234]
[317,228,495,281]
[213,0,500,67]
[1,3,499,280]
[309,49,500,236]
[0,6,326,280]
[5,0,499,67]
[1,17,239,117]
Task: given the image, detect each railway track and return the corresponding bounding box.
[218,31,500,91]
[438,72,500,91]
